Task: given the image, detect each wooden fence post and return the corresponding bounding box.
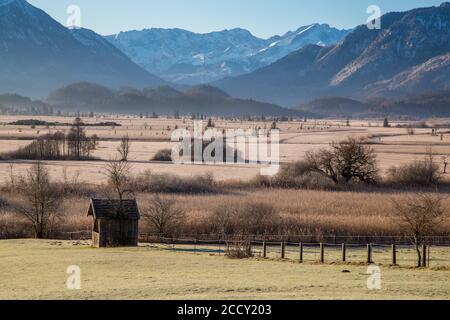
[281,242,286,259]
[392,244,397,265]
[367,244,372,264]
[262,242,267,258]
[342,243,346,262]
[299,242,303,263]
[422,244,427,268]
[320,243,325,263]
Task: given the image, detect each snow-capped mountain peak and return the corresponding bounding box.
[105,24,351,85]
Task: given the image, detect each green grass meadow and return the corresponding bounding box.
[0,240,449,300]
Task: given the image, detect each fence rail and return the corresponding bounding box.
[49,231,450,268]
[140,234,450,268]
[56,231,450,246]
[138,233,450,246]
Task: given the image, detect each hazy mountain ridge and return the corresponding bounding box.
[296,91,450,118]
[0,0,166,98]
[46,82,304,117]
[2,83,450,119]
[367,90,450,118]
[296,97,369,118]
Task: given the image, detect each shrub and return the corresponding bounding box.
[273,161,315,188]
[253,161,335,190]
[209,201,276,235]
[296,171,335,189]
[250,174,273,188]
[0,212,30,239]
[226,239,253,259]
[387,152,441,187]
[141,194,185,235]
[277,160,312,180]
[56,168,97,197]
[152,149,172,162]
[132,170,218,194]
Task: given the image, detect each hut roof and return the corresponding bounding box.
[87,199,140,220]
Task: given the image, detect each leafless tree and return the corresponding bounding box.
[442,156,448,174]
[102,160,136,221]
[117,135,131,161]
[142,194,185,235]
[67,117,85,159]
[84,134,99,158]
[392,193,448,267]
[67,118,98,160]
[306,137,378,184]
[16,162,60,238]
[104,160,134,203]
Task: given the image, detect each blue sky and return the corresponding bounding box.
[28,0,444,38]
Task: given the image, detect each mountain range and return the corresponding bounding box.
[105,24,350,84]
[215,2,450,106]
[296,91,450,118]
[0,0,166,98]
[0,0,450,118]
[45,82,302,117]
[3,85,450,119]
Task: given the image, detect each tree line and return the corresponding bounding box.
[5,118,99,160]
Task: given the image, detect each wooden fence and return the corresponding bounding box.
[138,233,450,246]
[142,236,450,268]
[59,231,450,268]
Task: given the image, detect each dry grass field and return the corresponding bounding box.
[1,115,450,237]
[157,190,450,236]
[2,189,450,239]
[0,240,449,300]
[1,116,450,183]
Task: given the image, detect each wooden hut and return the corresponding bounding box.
[87,199,140,248]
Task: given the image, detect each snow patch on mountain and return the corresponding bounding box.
[106,24,351,84]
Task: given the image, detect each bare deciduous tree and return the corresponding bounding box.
[16,162,60,239]
[142,194,185,235]
[392,193,448,267]
[67,118,98,160]
[104,160,134,205]
[102,160,136,223]
[117,135,131,161]
[306,137,378,184]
